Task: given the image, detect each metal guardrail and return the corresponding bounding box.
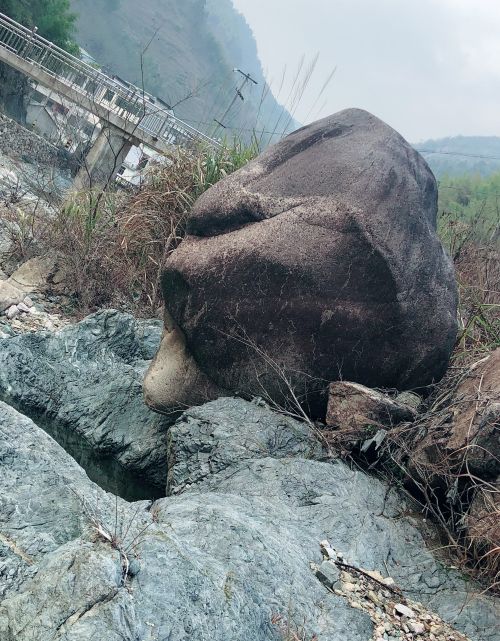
[0,11,220,150]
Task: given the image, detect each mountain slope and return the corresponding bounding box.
[69,0,298,144]
[415,136,500,178]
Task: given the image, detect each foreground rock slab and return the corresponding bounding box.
[0,309,172,493]
[145,108,458,414]
[0,399,498,641]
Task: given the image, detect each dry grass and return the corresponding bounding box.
[465,484,500,587]
[372,362,499,591]
[440,201,499,363]
[454,242,500,363]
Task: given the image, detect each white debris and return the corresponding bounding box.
[319,539,338,561]
[409,620,426,634]
[5,305,18,319]
[394,603,416,618]
[17,302,31,313]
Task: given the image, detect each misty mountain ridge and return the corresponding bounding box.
[415,135,500,178]
[69,0,300,144]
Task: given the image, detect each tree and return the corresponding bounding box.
[0,0,77,53]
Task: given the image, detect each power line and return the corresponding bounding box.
[183,117,500,160]
[181,117,294,138]
[417,148,500,161]
[212,69,258,136]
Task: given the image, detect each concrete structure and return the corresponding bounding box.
[73,124,134,190]
[0,11,219,188]
[27,82,101,154]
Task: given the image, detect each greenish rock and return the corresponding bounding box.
[0,399,498,641]
[0,310,172,493]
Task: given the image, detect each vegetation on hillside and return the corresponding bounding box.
[0,0,77,120]
[438,171,500,244]
[0,0,77,52]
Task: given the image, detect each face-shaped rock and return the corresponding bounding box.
[144,108,458,415]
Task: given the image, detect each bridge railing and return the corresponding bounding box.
[0,11,220,150]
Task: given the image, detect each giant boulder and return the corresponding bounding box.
[144,108,458,414]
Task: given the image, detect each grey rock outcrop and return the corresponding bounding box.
[167,396,323,493]
[0,399,498,641]
[0,309,172,494]
[6,255,57,293]
[145,108,458,415]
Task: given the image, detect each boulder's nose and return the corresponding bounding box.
[143,310,221,413]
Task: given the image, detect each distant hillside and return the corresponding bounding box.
[69,0,299,144]
[415,136,500,178]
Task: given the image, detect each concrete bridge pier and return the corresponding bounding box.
[73,124,138,191]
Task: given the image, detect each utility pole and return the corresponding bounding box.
[213,68,258,137]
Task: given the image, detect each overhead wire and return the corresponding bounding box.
[416,149,500,161]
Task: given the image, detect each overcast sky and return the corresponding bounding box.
[231,0,500,142]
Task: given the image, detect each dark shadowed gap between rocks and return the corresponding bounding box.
[5,401,165,502]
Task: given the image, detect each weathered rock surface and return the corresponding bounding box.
[325,381,418,441]
[167,396,323,493]
[1,399,498,641]
[145,108,458,415]
[0,309,172,493]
